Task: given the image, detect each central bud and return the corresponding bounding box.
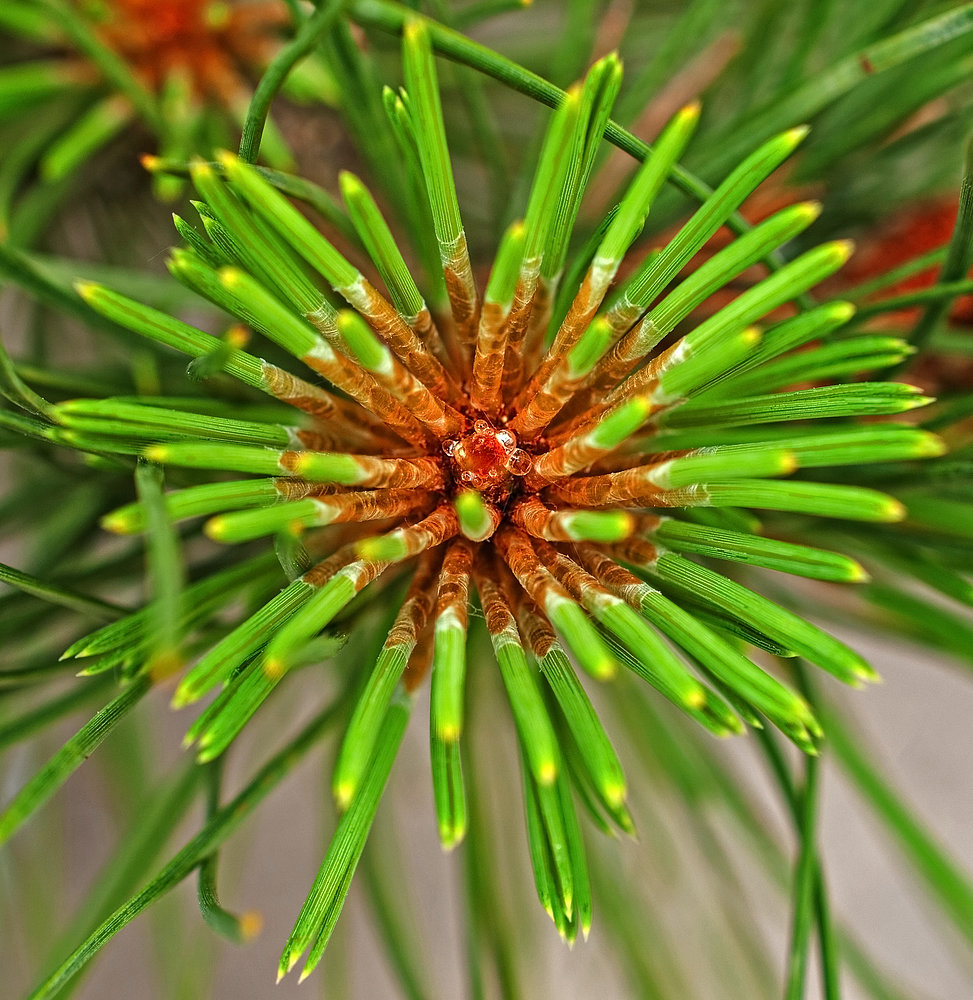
[443,419,533,499]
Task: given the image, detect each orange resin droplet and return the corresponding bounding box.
[443,420,532,498]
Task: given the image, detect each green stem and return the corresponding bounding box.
[148,157,359,245]
[0,244,126,343]
[238,0,347,164]
[0,335,56,420]
[0,675,113,749]
[43,761,204,1000]
[785,751,821,1000]
[907,137,973,354]
[0,561,126,621]
[0,677,152,848]
[427,0,510,241]
[347,0,790,259]
[27,697,346,1000]
[196,760,251,943]
[359,823,431,1000]
[756,719,841,1000]
[854,277,973,322]
[816,867,841,1000]
[847,247,947,301]
[452,0,530,30]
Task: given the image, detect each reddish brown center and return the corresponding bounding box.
[443,419,532,499]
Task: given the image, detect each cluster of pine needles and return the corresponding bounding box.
[2,2,973,999]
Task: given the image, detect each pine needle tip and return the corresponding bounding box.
[241,910,264,941]
[100,511,136,534]
[605,781,627,808]
[334,782,354,811]
[797,199,823,221]
[915,433,947,457]
[883,498,907,522]
[204,516,227,541]
[830,300,856,323]
[338,169,362,196]
[592,656,617,680]
[188,155,213,177]
[831,238,856,263]
[685,687,707,709]
[679,99,702,121]
[785,124,811,146]
[74,279,101,301]
[171,687,193,710]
